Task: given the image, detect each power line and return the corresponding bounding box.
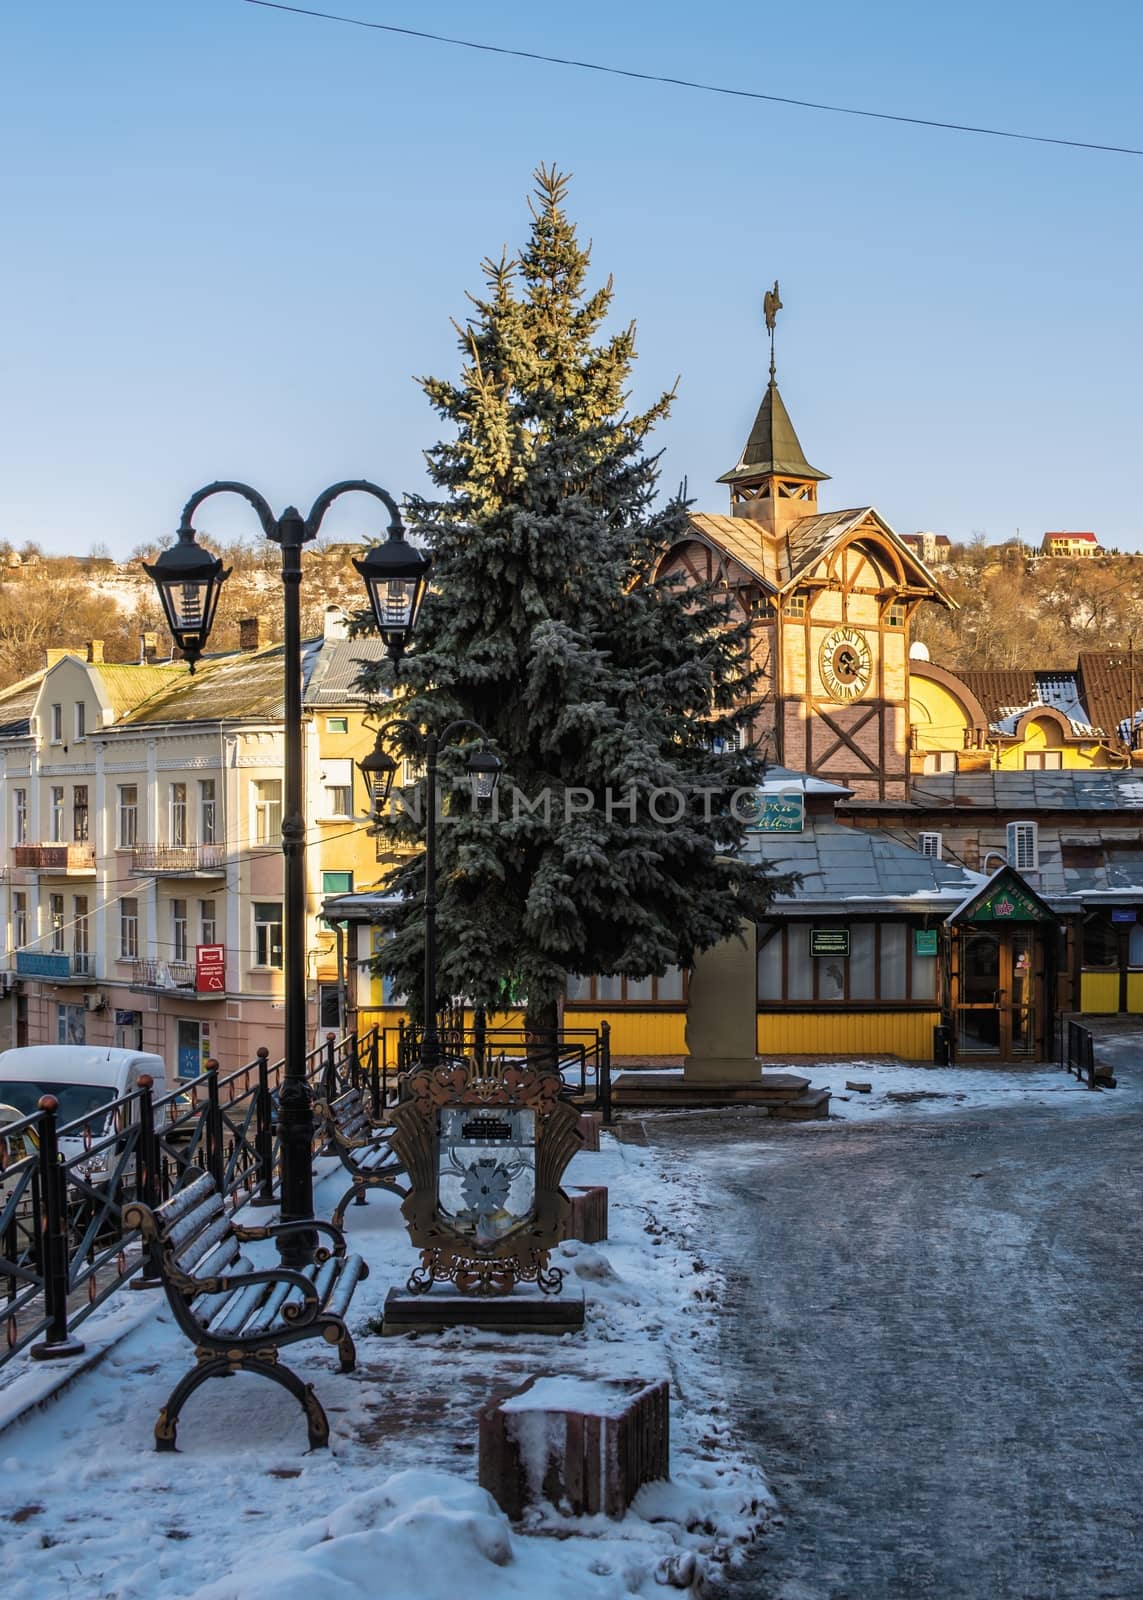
[240,0,1143,159]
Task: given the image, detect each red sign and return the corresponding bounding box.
[195,944,226,993]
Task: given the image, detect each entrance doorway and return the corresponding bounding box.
[955,928,1043,1060]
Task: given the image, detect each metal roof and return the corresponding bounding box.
[747,818,984,911]
[717,377,829,485]
[906,770,1143,812]
[0,667,47,739]
[303,636,389,706]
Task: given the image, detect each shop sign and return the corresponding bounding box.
[1111,909,1138,924]
[914,929,938,956]
[968,884,1050,923]
[195,944,226,992]
[752,793,805,833]
[810,928,849,958]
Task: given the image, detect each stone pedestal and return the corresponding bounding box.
[685,922,762,1082]
[381,1282,585,1336]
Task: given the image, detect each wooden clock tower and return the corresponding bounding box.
[659,292,955,799]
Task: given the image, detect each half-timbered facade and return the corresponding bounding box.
[658,363,956,798]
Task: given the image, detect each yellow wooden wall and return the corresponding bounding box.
[758,1010,941,1060]
[563,1010,687,1056]
[1079,972,1119,1013]
[355,1007,687,1057]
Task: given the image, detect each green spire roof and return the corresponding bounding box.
[718,377,829,486]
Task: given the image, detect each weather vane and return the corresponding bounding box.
[763,279,782,379]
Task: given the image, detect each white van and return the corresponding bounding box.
[0,1046,169,1170]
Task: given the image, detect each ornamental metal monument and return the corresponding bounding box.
[381,1055,585,1334]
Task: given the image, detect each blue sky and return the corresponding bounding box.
[3,0,1141,556]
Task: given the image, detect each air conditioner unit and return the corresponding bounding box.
[84,990,106,1012]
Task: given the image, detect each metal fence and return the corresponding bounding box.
[1061,1018,1099,1088]
[379,1019,612,1122]
[0,1017,609,1373]
[0,1027,376,1370]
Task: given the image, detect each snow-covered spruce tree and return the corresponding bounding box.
[355,165,793,1045]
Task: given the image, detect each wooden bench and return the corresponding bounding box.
[313,1087,408,1230]
[123,1169,368,1452]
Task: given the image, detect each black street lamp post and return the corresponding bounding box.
[359,722,500,1068]
[146,480,429,1267]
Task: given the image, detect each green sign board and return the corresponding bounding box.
[810,928,850,958]
[914,929,938,956]
[751,793,805,833]
[968,883,1050,924]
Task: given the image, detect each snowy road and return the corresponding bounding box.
[654,1093,1143,1600]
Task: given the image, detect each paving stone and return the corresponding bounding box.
[643,1104,1143,1600]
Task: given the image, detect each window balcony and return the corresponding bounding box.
[15,950,93,983]
[11,844,96,875]
[129,958,217,998]
[129,845,227,877]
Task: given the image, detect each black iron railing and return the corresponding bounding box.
[0,1026,380,1371]
[383,1019,611,1121]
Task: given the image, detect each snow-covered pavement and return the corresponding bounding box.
[0,1137,770,1600]
[814,1057,1139,1122]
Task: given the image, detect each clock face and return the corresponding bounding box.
[819,627,873,701]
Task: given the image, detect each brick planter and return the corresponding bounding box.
[564,1185,608,1244]
[479,1374,669,1519]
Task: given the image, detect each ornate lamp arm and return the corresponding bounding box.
[303,480,406,542]
[176,480,279,541]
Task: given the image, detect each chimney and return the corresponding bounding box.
[323,606,349,642]
[86,640,104,664]
[139,632,160,664]
[239,617,262,652]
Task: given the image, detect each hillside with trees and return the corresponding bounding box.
[912,543,1143,671]
[0,539,370,688]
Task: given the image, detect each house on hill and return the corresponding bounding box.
[1041,530,1100,558]
[900,531,951,565]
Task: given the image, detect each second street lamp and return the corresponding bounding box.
[146,479,428,1266]
[359,723,501,1069]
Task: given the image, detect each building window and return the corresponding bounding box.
[199,898,216,947]
[1081,916,1118,969]
[172,898,188,963]
[784,595,807,619]
[923,751,957,774]
[12,892,28,953]
[57,1003,85,1046]
[73,785,89,843]
[320,759,354,818]
[756,921,935,1004]
[13,788,27,845]
[885,602,907,627]
[74,702,86,742]
[73,895,89,975]
[1024,752,1062,771]
[118,785,138,849]
[325,716,349,734]
[50,703,62,744]
[120,897,139,961]
[322,871,353,896]
[254,902,283,968]
[49,786,64,843]
[253,780,282,846]
[49,893,65,953]
[199,779,217,845]
[563,968,687,1005]
[170,782,187,847]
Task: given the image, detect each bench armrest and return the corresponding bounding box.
[232,1216,348,1258]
